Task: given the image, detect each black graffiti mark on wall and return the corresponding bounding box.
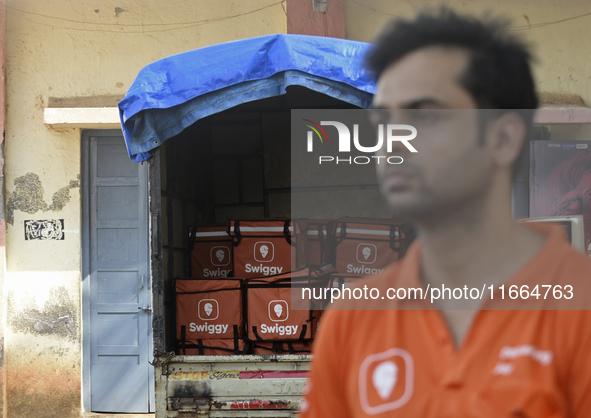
[6,173,81,224]
[7,286,78,341]
[24,219,65,241]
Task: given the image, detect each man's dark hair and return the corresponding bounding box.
[366,8,538,110]
[366,9,538,177]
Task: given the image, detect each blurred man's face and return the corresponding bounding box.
[373,47,494,220]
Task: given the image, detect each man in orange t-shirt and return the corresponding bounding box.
[299,9,591,418]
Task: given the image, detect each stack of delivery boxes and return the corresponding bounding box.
[245,266,333,354]
[176,225,246,354]
[230,219,330,354]
[175,218,415,355]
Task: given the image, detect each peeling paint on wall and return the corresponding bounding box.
[7,286,78,341]
[6,173,47,223]
[49,178,79,211]
[6,173,80,224]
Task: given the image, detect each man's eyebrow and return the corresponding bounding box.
[372,97,448,109]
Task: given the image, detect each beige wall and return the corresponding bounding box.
[345,0,591,107]
[3,0,285,416]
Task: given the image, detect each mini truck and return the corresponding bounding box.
[117,35,378,418]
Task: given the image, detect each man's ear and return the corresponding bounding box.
[487,111,527,170]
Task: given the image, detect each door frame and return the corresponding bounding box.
[81,129,155,412]
[147,147,165,354]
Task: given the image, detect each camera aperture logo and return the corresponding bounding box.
[303,119,329,144]
[303,119,417,165]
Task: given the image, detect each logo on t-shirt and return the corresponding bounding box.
[359,348,414,414]
[492,344,554,376]
[373,361,398,400]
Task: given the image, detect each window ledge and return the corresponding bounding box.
[44,107,120,129]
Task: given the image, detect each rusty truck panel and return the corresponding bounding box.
[155,354,311,418]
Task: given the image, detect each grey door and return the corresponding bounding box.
[82,132,155,413]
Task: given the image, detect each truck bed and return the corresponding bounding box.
[155,354,311,418]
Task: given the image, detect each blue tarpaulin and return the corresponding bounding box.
[118,34,376,162]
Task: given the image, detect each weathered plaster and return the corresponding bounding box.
[4,272,80,417]
[5,173,47,224]
[5,342,80,418]
[6,173,80,225]
[7,286,77,342]
[49,178,80,212]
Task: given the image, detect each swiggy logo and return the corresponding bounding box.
[359,348,414,414]
[254,241,274,262]
[259,300,297,336]
[210,246,230,266]
[198,299,219,321]
[268,300,289,322]
[357,243,377,264]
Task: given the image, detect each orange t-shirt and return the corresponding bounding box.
[299,224,591,418]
